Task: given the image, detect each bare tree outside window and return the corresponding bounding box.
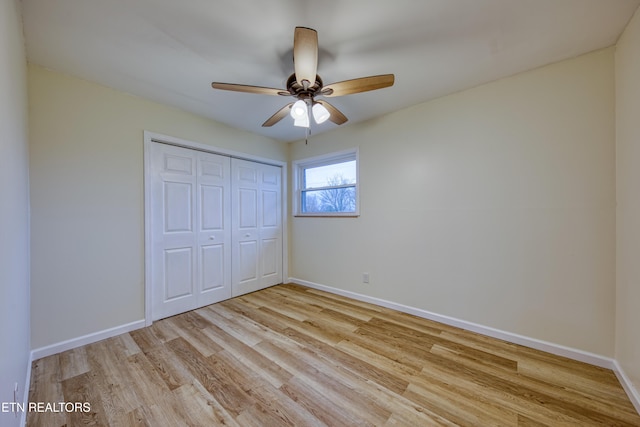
[317,174,355,212]
[302,174,356,213]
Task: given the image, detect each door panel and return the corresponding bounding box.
[164,153,193,174]
[195,151,231,307]
[261,238,278,277]
[200,185,223,230]
[164,181,193,232]
[232,159,283,296]
[262,190,278,227]
[237,165,257,183]
[200,159,223,178]
[151,145,197,320]
[258,163,283,289]
[164,247,193,300]
[239,240,258,281]
[151,143,231,320]
[200,244,225,291]
[238,188,258,228]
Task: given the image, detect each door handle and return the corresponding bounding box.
[244,233,251,238]
[209,236,215,240]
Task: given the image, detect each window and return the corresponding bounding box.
[293,148,359,216]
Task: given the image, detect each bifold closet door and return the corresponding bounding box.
[150,143,231,321]
[232,158,283,297]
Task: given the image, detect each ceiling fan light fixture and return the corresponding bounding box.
[312,102,330,124]
[293,115,309,128]
[290,99,307,119]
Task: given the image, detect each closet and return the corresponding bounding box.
[148,141,282,321]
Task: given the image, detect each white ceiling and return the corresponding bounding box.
[21,0,640,142]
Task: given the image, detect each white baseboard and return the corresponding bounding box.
[30,319,146,361]
[613,360,640,414]
[288,277,615,370]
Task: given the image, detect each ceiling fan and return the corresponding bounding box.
[211,27,395,129]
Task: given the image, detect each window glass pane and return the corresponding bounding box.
[302,187,356,213]
[304,160,356,189]
[293,148,359,216]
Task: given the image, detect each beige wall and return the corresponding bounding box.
[290,48,616,356]
[616,6,640,400]
[29,65,287,349]
[0,0,30,425]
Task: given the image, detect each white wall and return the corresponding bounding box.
[616,6,640,404]
[28,65,287,350]
[0,0,30,425]
[290,48,616,357]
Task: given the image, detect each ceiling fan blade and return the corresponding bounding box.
[211,82,289,96]
[293,27,318,87]
[316,100,348,125]
[262,103,293,127]
[323,74,395,97]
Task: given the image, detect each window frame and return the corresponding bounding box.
[293,148,359,217]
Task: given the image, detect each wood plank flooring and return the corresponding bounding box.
[27,284,640,426]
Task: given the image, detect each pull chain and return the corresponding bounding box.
[305,98,312,144]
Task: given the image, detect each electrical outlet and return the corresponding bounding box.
[362,272,370,284]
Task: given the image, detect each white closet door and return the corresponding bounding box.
[150,143,231,320]
[232,158,283,296]
[196,151,232,306]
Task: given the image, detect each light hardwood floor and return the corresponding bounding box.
[28,284,640,426]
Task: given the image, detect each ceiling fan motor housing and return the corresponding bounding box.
[285,73,327,99]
